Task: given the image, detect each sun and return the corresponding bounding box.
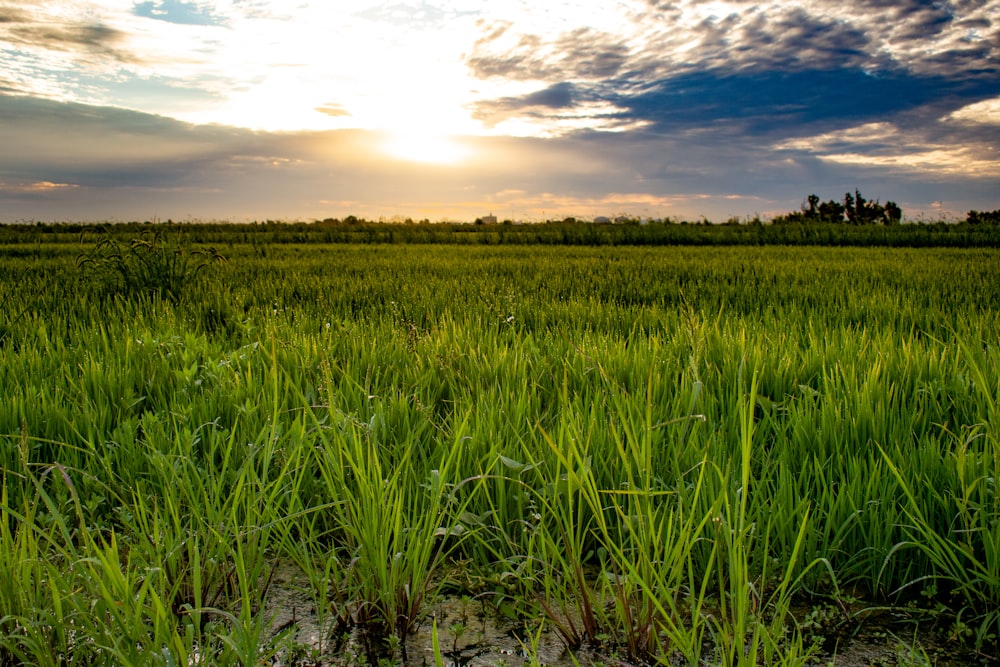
[381,131,468,165]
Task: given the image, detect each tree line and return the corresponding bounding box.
[774,190,903,225]
[3,218,1000,249]
[773,191,1000,227]
[966,209,1000,225]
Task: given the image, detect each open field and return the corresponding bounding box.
[3,218,1000,248]
[1,233,998,665]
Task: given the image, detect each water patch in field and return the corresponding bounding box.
[263,562,582,666]
[262,562,992,666]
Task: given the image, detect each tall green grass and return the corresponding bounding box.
[1,242,997,664]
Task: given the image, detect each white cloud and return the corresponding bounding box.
[947,96,1000,125]
[817,148,1000,178]
[775,119,1000,178]
[777,123,900,151]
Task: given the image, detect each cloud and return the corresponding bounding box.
[0,93,505,220]
[468,24,630,82]
[0,2,138,58]
[775,105,1000,179]
[812,147,1000,178]
[718,8,872,71]
[454,0,1000,213]
[472,82,579,121]
[0,94,247,183]
[621,68,1000,135]
[947,96,1000,124]
[520,82,577,108]
[1,90,995,223]
[316,103,351,118]
[0,7,30,23]
[0,180,80,194]
[471,88,644,136]
[465,0,1000,135]
[4,21,136,64]
[354,1,471,27]
[1,4,150,102]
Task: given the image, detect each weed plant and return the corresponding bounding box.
[76,229,225,303]
[0,241,997,665]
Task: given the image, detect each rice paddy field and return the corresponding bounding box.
[1,227,998,666]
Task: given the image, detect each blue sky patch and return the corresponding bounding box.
[133,1,221,27]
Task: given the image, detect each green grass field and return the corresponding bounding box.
[1,231,998,665]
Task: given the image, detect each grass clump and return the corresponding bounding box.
[76,229,225,303]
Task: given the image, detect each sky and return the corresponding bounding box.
[0,0,998,223]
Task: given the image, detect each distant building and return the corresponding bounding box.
[593,216,611,223]
[481,213,497,225]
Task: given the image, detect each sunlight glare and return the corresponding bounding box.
[382,131,468,164]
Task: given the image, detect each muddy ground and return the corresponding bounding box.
[261,563,996,666]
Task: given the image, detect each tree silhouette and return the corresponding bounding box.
[818,199,846,223]
[844,189,899,225]
[805,194,820,218]
[967,209,1000,225]
[884,201,902,225]
[779,191,900,225]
